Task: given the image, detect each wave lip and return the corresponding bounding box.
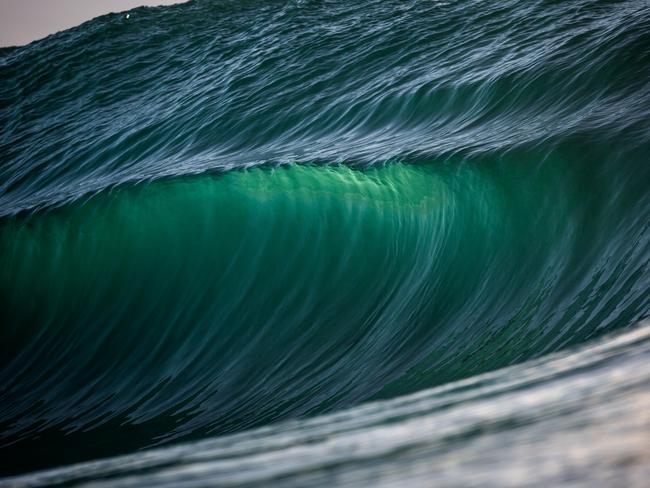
[1,0,649,215]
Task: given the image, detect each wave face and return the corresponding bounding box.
[1,0,650,479]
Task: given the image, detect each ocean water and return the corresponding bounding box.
[1,0,649,485]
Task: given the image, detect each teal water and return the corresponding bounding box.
[1,0,650,482]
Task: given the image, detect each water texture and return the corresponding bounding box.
[1,0,649,482]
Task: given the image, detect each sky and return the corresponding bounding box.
[0,0,187,47]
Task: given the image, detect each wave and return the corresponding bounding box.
[1,0,650,480]
[2,153,649,474]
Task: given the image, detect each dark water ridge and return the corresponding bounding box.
[2,0,649,216]
[1,0,650,480]
[2,323,649,487]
